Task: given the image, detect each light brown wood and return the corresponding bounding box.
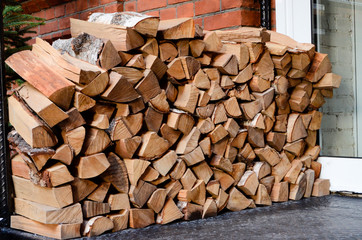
[6,50,75,110]
[304,169,315,198]
[267,42,288,56]
[176,127,200,155]
[240,99,263,120]
[135,69,161,102]
[194,69,211,89]
[101,72,139,103]
[181,168,197,190]
[270,181,289,202]
[253,161,271,179]
[12,175,73,208]
[218,42,250,70]
[124,159,150,186]
[309,110,323,130]
[284,160,303,184]
[174,84,199,114]
[177,39,190,56]
[272,153,292,183]
[266,132,286,152]
[11,215,81,239]
[77,153,110,179]
[211,53,238,75]
[58,107,85,132]
[190,180,206,205]
[83,216,114,237]
[129,209,155,229]
[108,193,130,211]
[147,189,167,213]
[252,184,272,206]
[287,113,308,143]
[141,166,160,182]
[41,162,74,187]
[215,188,229,212]
[283,139,306,157]
[312,179,330,196]
[141,38,159,56]
[210,155,233,174]
[189,39,205,57]
[139,131,170,159]
[112,67,143,85]
[87,182,110,202]
[144,55,168,80]
[71,18,144,51]
[165,180,183,199]
[305,52,332,83]
[158,18,195,39]
[71,178,97,202]
[82,200,110,218]
[108,210,129,232]
[160,123,181,147]
[157,199,184,224]
[144,107,163,132]
[237,170,259,196]
[14,198,82,224]
[254,50,274,81]
[227,187,251,211]
[101,152,129,193]
[159,41,178,62]
[289,172,307,200]
[115,136,141,159]
[247,126,265,148]
[129,180,157,208]
[197,118,215,134]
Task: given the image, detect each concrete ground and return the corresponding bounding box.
[1,195,362,240]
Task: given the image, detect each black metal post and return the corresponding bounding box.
[0,3,13,227]
[259,0,271,30]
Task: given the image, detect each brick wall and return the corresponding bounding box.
[21,0,263,44]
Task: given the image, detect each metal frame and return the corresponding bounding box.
[259,0,271,30]
[0,3,13,228]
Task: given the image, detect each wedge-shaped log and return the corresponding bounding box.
[71,18,144,51]
[237,170,259,196]
[108,210,129,232]
[211,53,238,75]
[305,52,332,83]
[83,216,114,237]
[312,179,330,196]
[270,181,289,202]
[12,176,73,208]
[287,113,308,143]
[77,153,110,179]
[158,18,195,39]
[6,50,75,110]
[252,184,272,206]
[227,187,251,211]
[157,199,184,224]
[8,95,58,148]
[139,132,170,159]
[202,198,218,218]
[129,209,155,229]
[11,215,81,240]
[289,172,307,200]
[82,128,111,155]
[129,180,157,208]
[82,200,110,218]
[87,182,110,202]
[101,72,139,103]
[124,159,150,186]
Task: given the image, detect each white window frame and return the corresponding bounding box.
[275,0,362,193]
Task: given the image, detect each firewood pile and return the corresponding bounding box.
[6,12,340,239]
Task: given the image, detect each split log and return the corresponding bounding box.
[312,179,330,197]
[289,172,307,200]
[158,18,195,39]
[82,201,110,218]
[83,216,114,237]
[237,170,259,196]
[139,132,170,159]
[129,209,155,229]
[157,199,184,224]
[87,182,110,202]
[227,188,251,211]
[101,152,129,193]
[124,159,150,186]
[147,189,167,213]
[108,210,129,232]
[211,53,238,75]
[108,193,130,211]
[77,153,110,179]
[270,181,289,202]
[252,184,272,206]
[129,180,157,208]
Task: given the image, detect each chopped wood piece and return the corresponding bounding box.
[305,145,321,161]
[42,162,74,187]
[178,201,203,221]
[197,104,216,119]
[101,72,140,103]
[101,152,129,193]
[71,178,97,202]
[253,88,275,110]
[199,137,212,157]
[115,136,142,159]
[272,153,292,183]
[227,187,251,211]
[153,151,177,176]
[238,143,256,164]
[14,199,82,224]
[11,155,30,179]
[232,64,253,83]
[252,184,272,206]
[58,107,85,132]
[237,170,259,196]
[309,110,323,130]
[139,132,170,159]
[249,76,271,92]
[166,82,178,103]
[89,114,109,130]
[71,18,144,51]
[83,216,114,237]
[52,144,73,165]
[135,69,161,102]
[215,27,270,43]
[240,99,263,120]
[211,53,238,75]
[157,199,184,224]
[194,69,211,89]
[272,53,291,69]
[6,50,75,110]
[283,139,306,157]
[284,160,303,184]
[181,146,205,167]
[82,128,111,155]
[274,114,288,133]
[245,42,264,63]
[309,89,326,109]
[147,189,167,213]
[254,50,274,81]
[126,54,145,69]
[11,215,81,239]
[313,73,341,89]
[12,175,73,208]
[108,193,130,211]
[312,179,330,196]
[129,180,157,208]
[181,168,197,190]
[77,153,110,179]
[289,88,310,112]
[165,180,183,199]
[82,200,110,218]
[150,90,170,113]
[230,163,246,186]
[108,210,129,232]
[174,84,199,114]
[180,56,201,79]
[304,169,315,198]
[212,136,229,156]
[260,176,275,194]
[203,31,222,52]
[177,39,190,56]
[270,181,289,202]
[266,132,286,152]
[224,97,242,117]
[142,166,160,182]
[176,127,200,154]
[167,58,186,80]
[159,41,178,62]
[291,53,311,70]
[219,42,249,70]
[160,123,181,147]
[209,125,229,144]
[210,155,233,173]
[144,55,168,80]
[158,18,195,39]
[87,182,110,202]
[141,38,159,56]
[190,180,206,205]
[231,130,248,148]
[73,92,96,112]
[17,83,69,127]
[224,118,240,138]
[287,113,308,143]
[247,126,265,148]
[8,95,58,148]
[215,188,229,212]
[305,52,332,83]
[144,107,163,132]
[189,39,205,57]
[289,172,307,200]
[129,209,155,229]
[253,161,271,179]
[112,67,143,85]
[197,118,215,134]
[78,72,109,97]
[124,159,150,186]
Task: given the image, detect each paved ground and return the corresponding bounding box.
[1,195,362,240]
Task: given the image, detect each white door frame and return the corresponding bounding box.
[275,0,362,193]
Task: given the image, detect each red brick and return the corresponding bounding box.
[137,0,166,12]
[195,0,219,16]
[221,0,241,10]
[271,9,276,25]
[241,10,260,26]
[45,8,55,20]
[32,10,46,19]
[100,0,117,4]
[80,7,104,20]
[62,29,72,38]
[55,5,65,18]
[194,17,203,28]
[168,0,190,4]
[240,0,259,8]
[39,20,58,34]
[42,34,53,43]
[204,10,241,30]
[52,31,62,39]
[65,2,77,15]
[145,10,160,17]
[105,3,123,12]
[76,0,88,11]
[271,0,275,9]
[89,0,100,8]
[160,8,176,20]
[59,13,79,30]
[23,2,40,14]
[177,2,194,18]
[125,1,136,11]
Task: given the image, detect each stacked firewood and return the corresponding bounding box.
[6,12,340,239]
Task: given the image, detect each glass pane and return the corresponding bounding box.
[314,0,361,157]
